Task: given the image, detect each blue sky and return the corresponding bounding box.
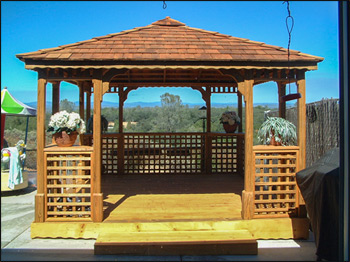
[1,1,339,106]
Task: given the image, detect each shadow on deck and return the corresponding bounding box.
[101,174,244,223]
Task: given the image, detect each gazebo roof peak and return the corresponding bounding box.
[16,16,323,69]
[151,16,186,26]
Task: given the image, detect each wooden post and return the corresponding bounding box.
[86,88,91,123]
[238,79,254,219]
[238,92,243,132]
[297,71,306,171]
[52,81,60,114]
[278,82,286,119]
[92,78,103,222]
[206,89,211,133]
[237,92,244,176]
[118,87,124,133]
[35,75,47,222]
[78,82,85,121]
[117,87,125,175]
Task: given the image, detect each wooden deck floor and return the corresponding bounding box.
[101,174,244,223]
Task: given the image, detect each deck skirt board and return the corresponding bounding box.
[30,218,310,240]
[94,230,258,255]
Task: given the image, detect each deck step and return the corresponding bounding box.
[94,230,257,255]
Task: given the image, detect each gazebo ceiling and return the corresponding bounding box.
[16,16,323,70]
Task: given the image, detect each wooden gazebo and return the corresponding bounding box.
[17,17,323,254]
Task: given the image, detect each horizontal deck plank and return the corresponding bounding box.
[94,230,257,255]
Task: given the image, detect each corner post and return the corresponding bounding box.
[35,73,47,222]
[238,76,255,219]
[92,77,103,222]
[297,71,306,170]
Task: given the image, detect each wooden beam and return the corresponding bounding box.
[219,69,244,82]
[102,81,110,95]
[36,76,47,222]
[109,82,237,90]
[102,68,128,83]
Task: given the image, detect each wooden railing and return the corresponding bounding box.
[252,145,301,218]
[44,146,93,221]
[81,132,244,176]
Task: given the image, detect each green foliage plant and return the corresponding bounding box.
[257,116,297,146]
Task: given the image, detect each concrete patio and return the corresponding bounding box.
[1,170,317,261]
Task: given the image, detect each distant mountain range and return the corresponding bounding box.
[26,101,280,109]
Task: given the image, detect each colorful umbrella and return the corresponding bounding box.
[1,87,36,151]
[1,87,36,116]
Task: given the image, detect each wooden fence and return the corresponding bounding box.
[267,98,339,167]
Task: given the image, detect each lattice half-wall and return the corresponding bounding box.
[102,134,119,175]
[44,147,93,221]
[211,134,242,174]
[253,146,300,218]
[122,133,204,175]
[82,133,244,175]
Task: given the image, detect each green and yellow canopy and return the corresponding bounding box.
[1,87,36,116]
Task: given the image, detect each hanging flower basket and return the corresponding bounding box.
[53,131,78,147]
[223,123,238,133]
[220,111,240,133]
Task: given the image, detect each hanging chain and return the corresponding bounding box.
[284,1,294,93]
[285,1,294,63]
[163,1,167,9]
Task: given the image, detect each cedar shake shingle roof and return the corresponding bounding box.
[16,17,323,68]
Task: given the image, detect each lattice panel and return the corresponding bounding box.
[81,133,244,175]
[211,134,238,174]
[123,133,204,174]
[101,135,119,175]
[45,152,92,221]
[253,147,299,218]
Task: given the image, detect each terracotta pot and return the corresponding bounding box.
[53,131,78,147]
[223,123,238,133]
[270,135,282,146]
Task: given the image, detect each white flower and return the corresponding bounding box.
[47,110,86,134]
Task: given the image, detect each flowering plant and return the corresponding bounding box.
[47,110,86,135]
[220,111,240,126]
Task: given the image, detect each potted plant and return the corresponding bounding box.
[257,116,296,146]
[47,110,86,147]
[220,111,240,133]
